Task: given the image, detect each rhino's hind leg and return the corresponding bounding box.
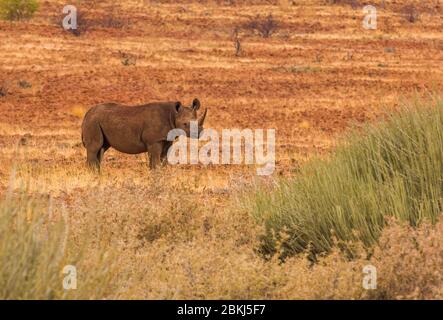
[83,121,105,170]
[87,145,109,171]
[98,142,110,163]
[87,149,101,170]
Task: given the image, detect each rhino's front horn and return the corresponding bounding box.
[198,108,207,126]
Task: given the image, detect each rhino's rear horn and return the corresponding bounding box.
[198,108,207,126]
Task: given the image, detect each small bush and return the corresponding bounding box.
[271,65,321,74]
[18,80,32,89]
[0,80,11,97]
[98,4,129,30]
[118,50,137,66]
[0,0,38,21]
[244,14,278,38]
[401,4,420,23]
[0,86,7,97]
[246,94,443,259]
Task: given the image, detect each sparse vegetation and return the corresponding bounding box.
[18,80,31,89]
[118,50,137,66]
[401,4,420,23]
[233,27,242,57]
[0,0,38,21]
[314,52,324,63]
[243,14,279,38]
[2,180,442,299]
[234,38,241,56]
[290,65,320,74]
[328,0,360,9]
[0,86,7,97]
[246,95,443,259]
[98,5,129,29]
[0,187,117,299]
[273,65,321,74]
[384,47,395,54]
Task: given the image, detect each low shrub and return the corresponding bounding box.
[243,14,279,38]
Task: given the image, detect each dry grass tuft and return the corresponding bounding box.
[70,106,87,119]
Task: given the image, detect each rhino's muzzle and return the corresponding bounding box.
[189,122,203,139]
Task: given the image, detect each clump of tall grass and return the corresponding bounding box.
[0,181,117,299]
[247,94,443,259]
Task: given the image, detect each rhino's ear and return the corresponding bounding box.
[192,98,201,111]
[175,101,183,113]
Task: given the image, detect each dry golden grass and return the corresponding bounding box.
[2,176,442,299]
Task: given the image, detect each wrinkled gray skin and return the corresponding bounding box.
[81,98,207,170]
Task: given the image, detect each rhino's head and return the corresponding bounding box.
[173,98,207,138]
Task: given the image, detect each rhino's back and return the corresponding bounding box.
[86,103,145,120]
[87,102,174,119]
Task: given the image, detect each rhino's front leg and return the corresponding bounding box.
[147,142,163,170]
[160,141,173,165]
